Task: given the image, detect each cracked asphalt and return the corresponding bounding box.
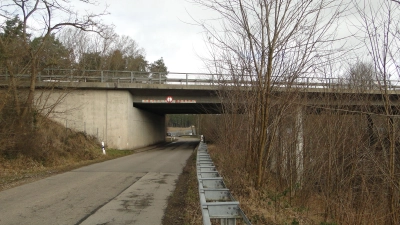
[0,138,198,225]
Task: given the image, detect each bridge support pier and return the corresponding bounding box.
[270,105,304,186]
[367,114,376,146]
[295,105,304,184]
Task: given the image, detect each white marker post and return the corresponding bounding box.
[102,141,106,155]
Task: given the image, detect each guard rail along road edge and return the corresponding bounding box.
[197,140,251,225]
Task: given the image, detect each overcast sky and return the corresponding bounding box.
[94,0,362,74]
[97,0,212,73]
[2,0,394,75]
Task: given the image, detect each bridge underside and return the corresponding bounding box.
[128,84,221,115]
[133,103,222,114]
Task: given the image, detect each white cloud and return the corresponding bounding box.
[100,0,212,73]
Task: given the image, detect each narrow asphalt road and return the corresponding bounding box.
[0,138,198,225]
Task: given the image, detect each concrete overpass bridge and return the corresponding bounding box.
[2,69,400,149]
[49,81,223,114]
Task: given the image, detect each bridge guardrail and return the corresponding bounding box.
[2,69,400,90]
[197,141,251,225]
[0,69,217,86]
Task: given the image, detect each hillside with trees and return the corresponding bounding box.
[0,1,167,169]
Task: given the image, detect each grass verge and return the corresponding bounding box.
[207,144,334,225]
[0,148,137,192]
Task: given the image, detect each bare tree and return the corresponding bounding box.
[195,0,346,189]
[0,0,110,121]
[346,61,377,90]
[353,0,400,224]
[194,1,400,223]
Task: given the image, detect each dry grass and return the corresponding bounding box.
[0,100,102,161]
[200,107,400,224]
[0,146,136,192]
[207,144,336,225]
[0,156,98,191]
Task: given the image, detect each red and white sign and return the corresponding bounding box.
[141,99,196,103]
[166,96,173,103]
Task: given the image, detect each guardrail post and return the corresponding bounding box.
[221,218,236,225]
[130,71,133,83]
[38,72,41,82]
[101,70,104,82]
[186,74,188,86]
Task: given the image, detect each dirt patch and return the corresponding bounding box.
[134,193,153,209]
[162,151,202,225]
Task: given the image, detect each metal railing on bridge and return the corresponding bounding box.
[2,68,400,90]
[0,69,219,86]
[197,141,251,225]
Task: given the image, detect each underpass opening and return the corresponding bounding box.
[133,103,222,115]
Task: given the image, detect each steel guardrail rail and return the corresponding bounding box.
[2,69,400,90]
[197,141,251,225]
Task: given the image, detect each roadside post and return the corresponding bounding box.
[102,141,106,155]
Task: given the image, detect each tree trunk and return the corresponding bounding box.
[6,61,21,116]
[21,58,37,119]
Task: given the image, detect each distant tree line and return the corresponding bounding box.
[0,17,168,75]
[166,114,198,127]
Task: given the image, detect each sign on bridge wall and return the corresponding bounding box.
[141,99,196,103]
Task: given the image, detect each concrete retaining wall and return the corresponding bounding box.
[35,89,165,149]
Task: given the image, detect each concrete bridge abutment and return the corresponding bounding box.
[36,89,165,150]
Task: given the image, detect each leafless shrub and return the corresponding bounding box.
[196,0,400,224]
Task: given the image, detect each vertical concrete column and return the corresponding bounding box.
[295,105,304,184]
[367,114,376,146]
[281,125,288,177]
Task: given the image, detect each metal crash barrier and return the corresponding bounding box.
[197,141,251,225]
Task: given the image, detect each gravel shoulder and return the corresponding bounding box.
[162,150,202,225]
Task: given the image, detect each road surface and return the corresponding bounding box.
[0,138,198,225]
